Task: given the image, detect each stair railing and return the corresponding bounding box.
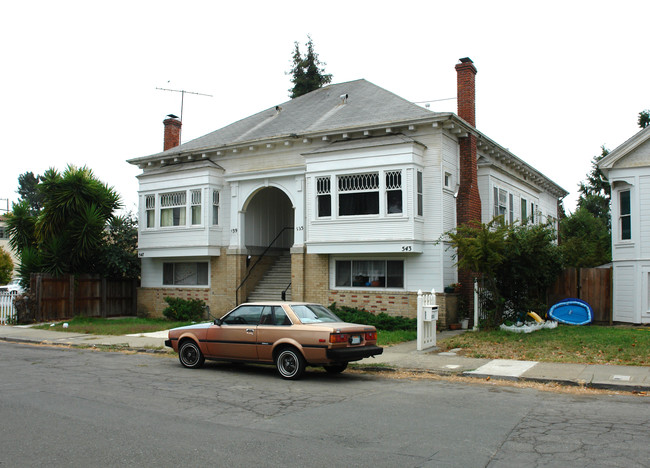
[235,226,293,305]
[281,282,292,301]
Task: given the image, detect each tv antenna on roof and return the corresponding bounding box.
[156,86,213,143]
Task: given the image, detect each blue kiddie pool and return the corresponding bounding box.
[547,298,593,325]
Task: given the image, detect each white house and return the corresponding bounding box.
[127,58,567,319]
[598,125,650,324]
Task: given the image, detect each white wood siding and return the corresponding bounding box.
[613,264,636,322]
[640,175,650,259]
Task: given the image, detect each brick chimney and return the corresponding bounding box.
[455,57,481,319]
[163,115,182,151]
[455,57,481,226]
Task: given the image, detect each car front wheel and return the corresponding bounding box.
[179,341,205,369]
[275,347,306,380]
[323,363,348,374]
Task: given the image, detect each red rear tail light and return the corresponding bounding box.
[329,333,350,343]
[365,331,377,341]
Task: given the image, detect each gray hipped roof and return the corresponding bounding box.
[133,79,437,161]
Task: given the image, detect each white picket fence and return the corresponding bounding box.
[416,289,438,351]
[0,291,17,324]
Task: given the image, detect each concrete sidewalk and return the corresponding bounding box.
[1,325,649,392]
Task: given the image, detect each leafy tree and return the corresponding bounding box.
[559,207,611,268]
[288,35,332,98]
[445,218,562,328]
[97,213,139,279]
[639,109,650,129]
[0,247,13,284]
[577,146,611,230]
[16,171,43,215]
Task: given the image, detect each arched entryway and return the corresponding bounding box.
[239,186,294,302]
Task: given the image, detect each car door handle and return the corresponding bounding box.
[245,328,254,334]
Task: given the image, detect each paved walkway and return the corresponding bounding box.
[1,325,649,392]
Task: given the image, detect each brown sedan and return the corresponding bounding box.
[165,302,383,379]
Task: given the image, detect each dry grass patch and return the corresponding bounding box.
[440,324,650,366]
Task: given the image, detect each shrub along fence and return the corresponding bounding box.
[30,273,137,322]
[547,267,612,324]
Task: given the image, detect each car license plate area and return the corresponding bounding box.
[350,335,361,345]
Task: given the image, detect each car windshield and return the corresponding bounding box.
[290,304,342,323]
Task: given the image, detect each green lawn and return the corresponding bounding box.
[441,324,650,366]
[33,317,195,335]
[377,329,417,346]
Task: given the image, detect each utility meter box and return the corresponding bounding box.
[423,305,439,322]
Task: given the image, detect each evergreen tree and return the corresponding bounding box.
[16,171,43,215]
[577,146,611,230]
[288,35,332,98]
[639,109,650,129]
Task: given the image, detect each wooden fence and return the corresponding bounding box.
[547,267,612,324]
[31,274,137,322]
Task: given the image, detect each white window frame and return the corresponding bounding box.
[212,190,220,226]
[337,172,380,217]
[333,259,405,290]
[145,194,156,228]
[162,261,209,286]
[316,176,331,218]
[619,189,631,241]
[385,170,403,215]
[416,170,423,217]
[190,189,202,226]
[160,191,187,227]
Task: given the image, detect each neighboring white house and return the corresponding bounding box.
[127,58,567,319]
[598,125,650,324]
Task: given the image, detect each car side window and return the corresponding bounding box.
[259,307,273,325]
[223,305,264,325]
[274,307,292,326]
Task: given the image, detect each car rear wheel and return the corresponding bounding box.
[275,347,306,380]
[323,363,348,374]
[179,341,205,369]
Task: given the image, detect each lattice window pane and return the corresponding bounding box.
[385,171,402,190]
[338,173,379,192]
[145,195,155,210]
[191,189,201,205]
[160,191,186,207]
[317,177,331,194]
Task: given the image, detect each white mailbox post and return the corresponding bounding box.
[417,289,437,351]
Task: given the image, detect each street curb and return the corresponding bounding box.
[0,336,172,355]
[462,372,650,393]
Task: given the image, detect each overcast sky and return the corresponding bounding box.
[2,0,649,216]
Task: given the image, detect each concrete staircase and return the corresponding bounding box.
[246,252,292,302]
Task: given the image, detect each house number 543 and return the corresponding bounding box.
[401,246,412,252]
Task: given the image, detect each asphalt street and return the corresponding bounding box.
[1,342,648,468]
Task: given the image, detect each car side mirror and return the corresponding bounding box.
[214,318,222,326]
